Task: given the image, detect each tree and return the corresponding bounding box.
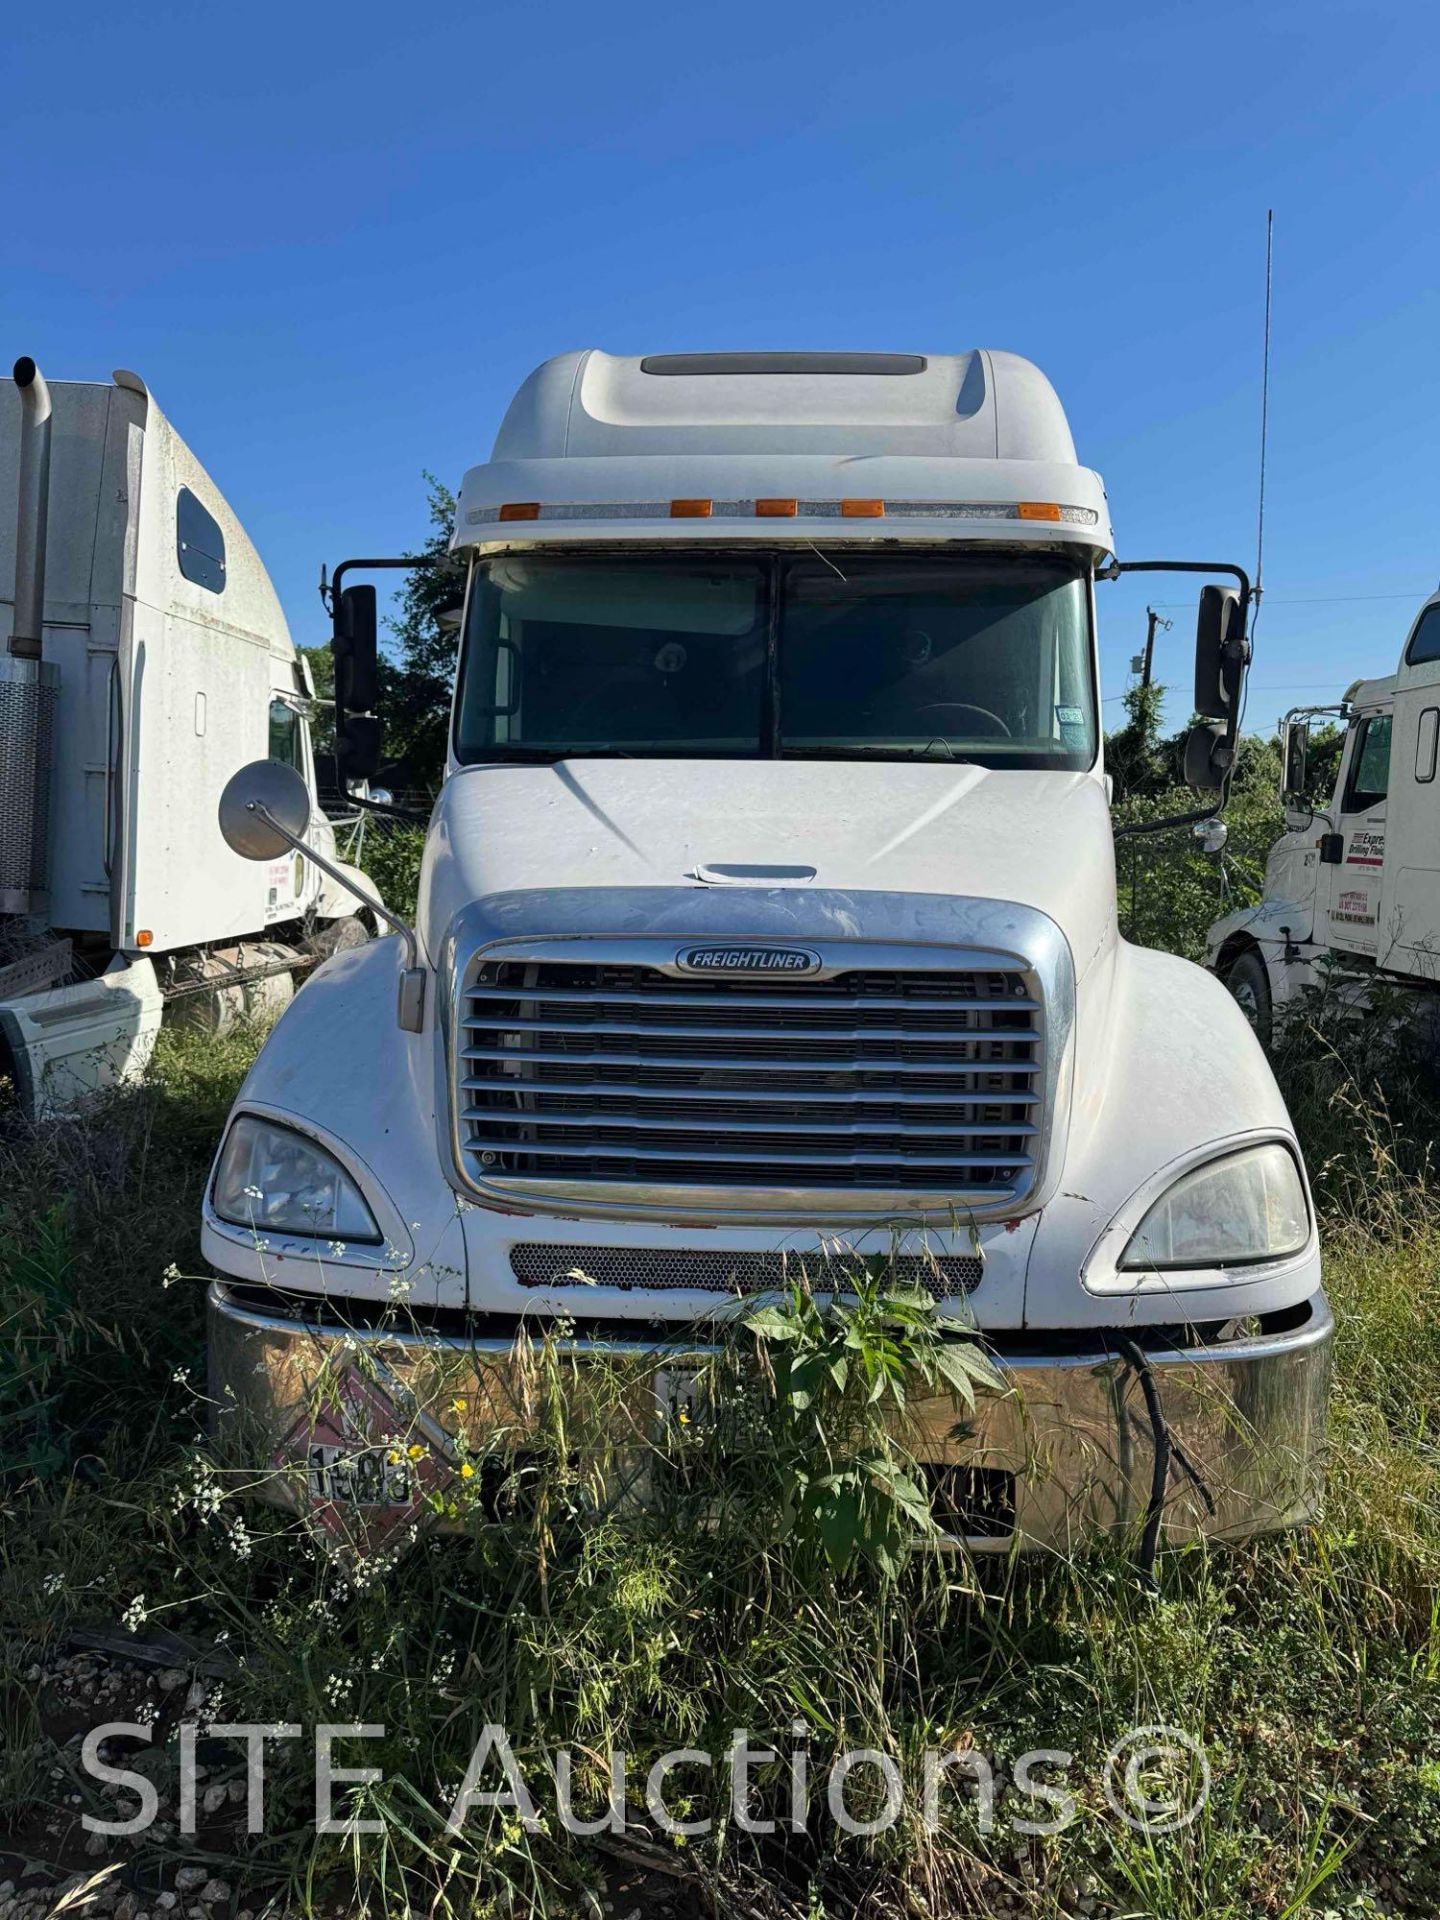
[299,479,459,802]
[1106,678,1173,802]
[376,475,465,795]
[1109,721,1286,962]
[1302,722,1345,807]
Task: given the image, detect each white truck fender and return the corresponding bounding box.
[1024,943,1320,1329]
[1204,900,1263,969]
[313,855,384,922]
[200,935,466,1305]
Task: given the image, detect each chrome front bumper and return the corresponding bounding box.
[207,1281,1332,1554]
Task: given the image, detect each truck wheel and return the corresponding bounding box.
[303,915,371,963]
[1225,948,1273,1048]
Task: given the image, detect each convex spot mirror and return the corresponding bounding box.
[1195,585,1245,720]
[218,759,310,861]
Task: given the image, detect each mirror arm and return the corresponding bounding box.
[245,800,427,1032]
[1096,556,1253,600]
[1113,795,1228,841]
[330,555,440,600]
[345,789,429,825]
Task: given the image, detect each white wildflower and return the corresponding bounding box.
[121,1595,147,1632]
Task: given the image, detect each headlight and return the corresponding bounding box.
[1119,1143,1309,1271]
[213,1115,381,1243]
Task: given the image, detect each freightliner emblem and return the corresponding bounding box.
[677,945,823,976]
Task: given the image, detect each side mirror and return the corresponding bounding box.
[334,584,380,711]
[332,583,384,781]
[1195,585,1244,720]
[1281,718,1308,800]
[218,760,311,860]
[1182,721,1229,793]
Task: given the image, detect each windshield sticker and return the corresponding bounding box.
[1055,703,1088,747]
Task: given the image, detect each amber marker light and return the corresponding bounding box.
[670,499,713,517]
[840,499,885,518]
[755,498,798,517]
[498,502,541,522]
[136,930,153,947]
[1017,501,1062,521]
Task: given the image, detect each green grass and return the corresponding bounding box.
[2,1007,1438,1919]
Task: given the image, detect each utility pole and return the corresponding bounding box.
[1140,606,1171,688]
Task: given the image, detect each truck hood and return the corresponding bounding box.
[421,759,1117,979]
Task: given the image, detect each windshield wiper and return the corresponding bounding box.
[778,743,972,762]
[483,745,773,763]
[482,745,638,762]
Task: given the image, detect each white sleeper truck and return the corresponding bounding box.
[0,358,377,1115]
[203,349,1330,1555]
[1209,585,1440,1039]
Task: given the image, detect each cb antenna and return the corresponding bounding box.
[1254,208,1274,620]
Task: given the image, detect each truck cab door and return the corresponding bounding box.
[262,694,311,922]
[1383,603,1440,976]
[1318,713,1391,958]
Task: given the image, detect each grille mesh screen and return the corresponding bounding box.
[510,1242,984,1299]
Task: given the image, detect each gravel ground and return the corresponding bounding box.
[2,1640,287,1920]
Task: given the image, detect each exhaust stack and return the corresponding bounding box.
[11,357,52,660]
[1,357,59,914]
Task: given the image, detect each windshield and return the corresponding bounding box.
[453,552,1096,768]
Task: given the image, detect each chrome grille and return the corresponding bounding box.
[457,951,1044,1208]
[510,1243,984,1299]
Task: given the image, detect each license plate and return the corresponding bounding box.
[305,1443,413,1509]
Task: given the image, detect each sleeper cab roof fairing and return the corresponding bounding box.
[1341,675,1396,711]
[452,349,1113,554]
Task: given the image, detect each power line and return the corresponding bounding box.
[1102,679,1367,705]
[1145,589,1432,609]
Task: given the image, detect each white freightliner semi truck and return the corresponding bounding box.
[203,349,1330,1554]
[1208,586,1440,1042]
[0,358,378,1115]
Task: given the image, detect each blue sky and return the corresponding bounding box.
[8,0,1438,735]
